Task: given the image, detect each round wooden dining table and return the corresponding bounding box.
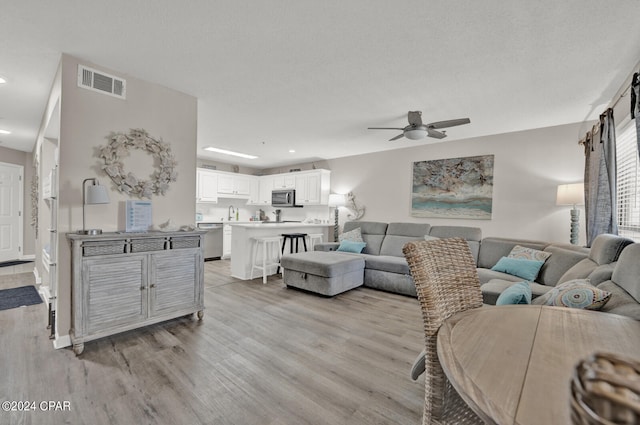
[437,304,640,425]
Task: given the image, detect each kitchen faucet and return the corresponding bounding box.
[228,205,236,221]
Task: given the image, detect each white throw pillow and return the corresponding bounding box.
[339,227,364,243]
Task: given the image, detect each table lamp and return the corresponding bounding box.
[328,193,346,242]
[556,183,584,245]
[78,178,110,235]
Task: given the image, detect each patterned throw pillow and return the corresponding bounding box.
[508,245,552,262]
[339,227,364,243]
[532,279,611,310]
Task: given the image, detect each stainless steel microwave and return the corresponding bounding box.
[272,189,298,207]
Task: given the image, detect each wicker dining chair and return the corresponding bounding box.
[403,237,484,425]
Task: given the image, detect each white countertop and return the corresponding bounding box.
[229,222,332,228]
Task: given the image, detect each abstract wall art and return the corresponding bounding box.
[411,154,494,219]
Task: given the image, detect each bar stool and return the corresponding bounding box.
[307,233,324,250]
[251,236,282,284]
[281,233,308,254]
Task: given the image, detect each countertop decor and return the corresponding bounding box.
[99,128,177,199]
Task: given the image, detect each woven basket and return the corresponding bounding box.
[130,238,166,253]
[571,352,640,425]
[170,236,200,249]
[82,241,126,257]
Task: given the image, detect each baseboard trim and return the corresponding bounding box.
[20,254,35,261]
[33,266,41,284]
[53,334,71,349]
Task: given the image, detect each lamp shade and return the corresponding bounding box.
[404,128,427,140]
[328,193,346,207]
[556,183,584,206]
[86,183,110,204]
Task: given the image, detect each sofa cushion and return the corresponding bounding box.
[363,255,410,275]
[491,257,545,281]
[343,221,388,256]
[611,243,640,303]
[477,237,548,269]
[557,258,598,285]
[597,280,640,320]
[588,233,634,265]
[532,279,611,310]
[496,281,532,305]
[429,226,482,262]
[379,223,431,257]
[477,268,524,285]
[481,278,552,305]
[537,246,589,286]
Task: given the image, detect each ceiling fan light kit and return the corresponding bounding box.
[404,128,427,140]
[368,111,470,142]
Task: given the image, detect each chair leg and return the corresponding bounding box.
[262,241,268,284]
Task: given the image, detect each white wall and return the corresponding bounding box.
[324,123,586,244]
[55,54,197,342]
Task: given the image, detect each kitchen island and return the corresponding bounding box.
[230,222,332,280]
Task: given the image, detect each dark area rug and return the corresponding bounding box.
[0,285,43,311]
[0,260,34,268]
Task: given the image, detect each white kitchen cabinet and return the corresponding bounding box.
[272,174,296,189]
[196,168,218,203]
[246,176,260,205]
[294,170,330,205]
[217,172,251,198]
[222,224,232,258]
[67,231,205,355]
[257,175,275,205]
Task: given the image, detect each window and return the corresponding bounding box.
[616,120,640,240]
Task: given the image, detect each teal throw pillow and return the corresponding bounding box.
[491,257,545,281]
[496,281,532,305]
[337,240,366,253]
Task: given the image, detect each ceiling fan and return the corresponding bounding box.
[368,111,470,141]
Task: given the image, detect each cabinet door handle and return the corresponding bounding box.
[140,286,146,290]
[150,284,156,288]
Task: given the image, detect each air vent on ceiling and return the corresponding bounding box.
[77,65,126,99]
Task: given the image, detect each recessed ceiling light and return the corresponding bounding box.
[0,129,11,135]
[289,149,295,153]
[0,77,6,84]
[203,146,258,159]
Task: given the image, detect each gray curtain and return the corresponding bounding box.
[584,108,618,247]
[632,72,639,156]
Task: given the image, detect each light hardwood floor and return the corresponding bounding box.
[0,260,424,425]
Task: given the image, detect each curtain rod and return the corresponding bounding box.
[578,68,639,146]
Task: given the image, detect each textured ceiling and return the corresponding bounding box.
[1,1,640,168]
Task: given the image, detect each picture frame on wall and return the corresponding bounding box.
[411,154,494,220]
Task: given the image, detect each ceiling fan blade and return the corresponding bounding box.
[389,133,405,141]
[427,128,447,139]
[368,127,405,130]
[427,118,471,129]
[407,111,423,126]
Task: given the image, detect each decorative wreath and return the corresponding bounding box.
[99,128,178,199]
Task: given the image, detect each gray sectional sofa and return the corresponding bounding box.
[280,220,639,323]
[280,221,481,297]
[478,234,633,304]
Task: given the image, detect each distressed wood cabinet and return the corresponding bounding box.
[67,231,205,355]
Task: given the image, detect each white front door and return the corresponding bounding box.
[0,162,23,262]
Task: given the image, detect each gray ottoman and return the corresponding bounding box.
[280,251,365,296]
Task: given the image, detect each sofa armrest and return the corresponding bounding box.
[314,242,340,252]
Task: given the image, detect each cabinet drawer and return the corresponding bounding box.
[83,241,127,257]
[130,238,166,252]
[170,236,200,249]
